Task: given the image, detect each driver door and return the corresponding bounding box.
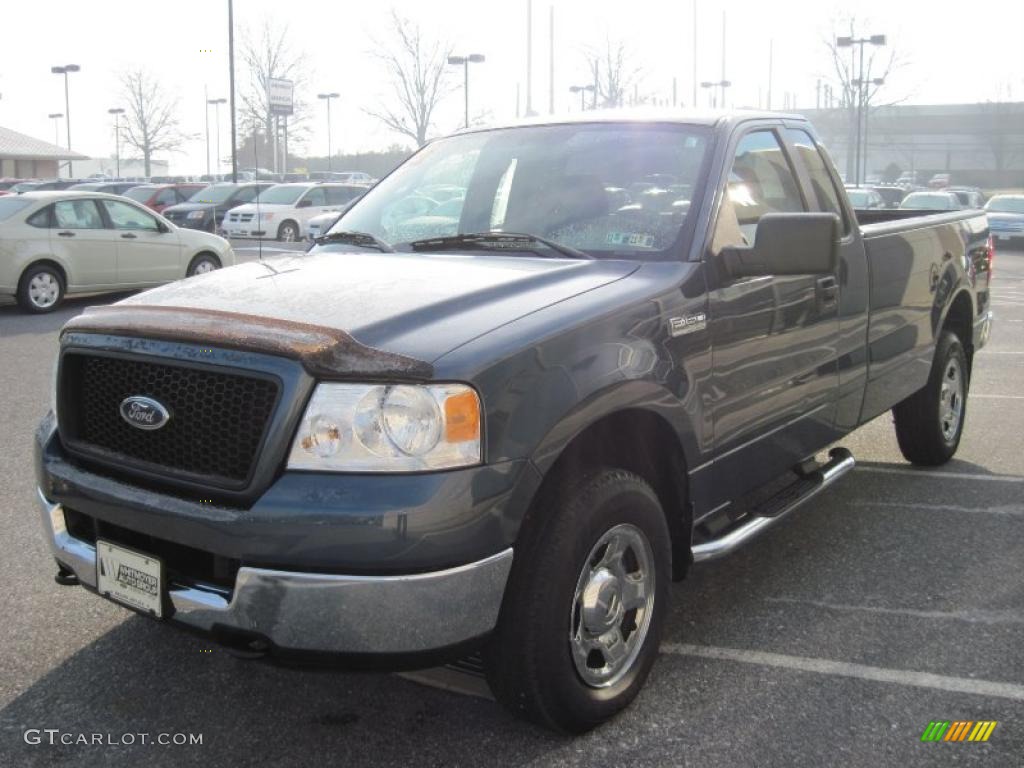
[707,127,841,504]
[101,199,182,285]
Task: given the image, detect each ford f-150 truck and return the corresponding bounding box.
[35,110,994,732]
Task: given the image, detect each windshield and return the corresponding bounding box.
[0,197,31,221]
[254,185,306,205]
[332,123,711,258]
[846,190,872,206]
[188,184,237,204]
[901,193,956,210]
[11,182,40,192]
[986,196,1024,214]
[123,186,156,203]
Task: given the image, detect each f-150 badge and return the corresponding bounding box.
[669,313,707,337]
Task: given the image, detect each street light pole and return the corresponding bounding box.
[836,34,886,186]
[317,93,339,172]
[107,108,124,178]
[569,84,595,111]
[50,64,80,176]
[701,80,731,109]
[207,98,226,179]
[48,113,63,149]
[448,54,486,129]
[856,77,885,184]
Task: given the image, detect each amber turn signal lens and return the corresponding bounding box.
[444,390,480,443]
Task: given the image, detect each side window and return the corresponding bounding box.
[711,130,805,253]
[27,205,54,228]
[102,200,160,231]
[784,128,849,233]
[303,188,327,207]
[155,188,177,206]
[53,200,105,230]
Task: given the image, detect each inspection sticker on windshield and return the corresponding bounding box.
[97,540,163,618]
[606,232,655,248]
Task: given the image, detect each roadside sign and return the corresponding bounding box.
[269,78,294,116]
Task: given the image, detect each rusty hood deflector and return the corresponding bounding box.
[61,305,434,380]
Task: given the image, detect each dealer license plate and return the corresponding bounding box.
[96,540,163,618]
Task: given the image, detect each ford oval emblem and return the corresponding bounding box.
[119,396,171,431]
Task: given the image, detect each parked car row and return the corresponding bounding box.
[844,183,989,211]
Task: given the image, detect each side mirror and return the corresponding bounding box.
[156,220,170,234]
[296,198,313,208]
[721,213,839,278]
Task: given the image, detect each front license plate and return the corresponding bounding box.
[96,540,163,618]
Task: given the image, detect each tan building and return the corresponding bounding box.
[0,125,88,179]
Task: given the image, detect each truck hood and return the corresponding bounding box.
[114,251,639,362]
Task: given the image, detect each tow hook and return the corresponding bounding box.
[54,566,79,586]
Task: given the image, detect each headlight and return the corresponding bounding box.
[287,383,481,472]
[259,212,275,221]
[186,210,208,220]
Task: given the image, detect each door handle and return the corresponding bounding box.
[816,276,839,312]
[57,231,75,237]
[121,233,138,239]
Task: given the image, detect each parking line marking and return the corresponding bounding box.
[981,351,1024,355]
[972,394,1024,399]
[764,596,1024,625]
[661,644,1024,702]
[849,500,1024,517]
[856,466,1024,483]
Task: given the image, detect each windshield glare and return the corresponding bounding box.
[332,123,711,258]
[255,185,306,205]
[188,185,237,204]
[986,196,1024,214]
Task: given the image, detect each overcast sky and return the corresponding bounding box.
[2,0,1021,174]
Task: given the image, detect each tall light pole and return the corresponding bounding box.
[207,97,226,179]
[107,108,124,178]
[48,113,64,148]
[50,64,80,176]
[317,93,339,172]
[569,84,594,111]
[855,76,885,184]
[836,33,886,186]
[448,54,485,129]
[701,80,731,108]
[228,0,238,183]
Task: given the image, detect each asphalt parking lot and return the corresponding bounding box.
[0,245,1021,767]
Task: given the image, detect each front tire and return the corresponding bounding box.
[485,468,670,733]
[893,330,969,465]
[277,221,299,242]
[186,253,221,277]
[17,263,65,313]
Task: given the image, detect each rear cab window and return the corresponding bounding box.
[783,127,850,235]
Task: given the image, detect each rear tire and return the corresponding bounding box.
[17,263,65,313]
[485,468,670,733]
[893,330,968,465]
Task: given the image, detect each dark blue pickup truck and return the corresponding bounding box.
[35,111,994,732]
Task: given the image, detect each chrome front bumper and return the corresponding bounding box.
[37,488,513,654]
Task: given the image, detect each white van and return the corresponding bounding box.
[222,183,359,242]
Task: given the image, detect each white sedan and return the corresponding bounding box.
[0,191,235,312]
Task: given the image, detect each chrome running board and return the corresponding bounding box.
[691,447,855,563]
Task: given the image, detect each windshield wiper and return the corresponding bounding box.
[314,230,394,252]
[407,232,593,260]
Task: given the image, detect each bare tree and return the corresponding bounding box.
[119,70,189,177]
[240,20,309,168]
[584,38,641,109]
[365,11,453,147]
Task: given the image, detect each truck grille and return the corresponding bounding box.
[59,353,280,489]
